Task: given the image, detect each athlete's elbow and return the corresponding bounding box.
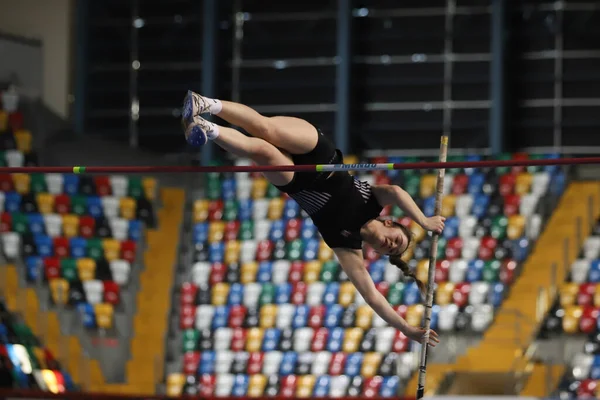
[363,291,381,308]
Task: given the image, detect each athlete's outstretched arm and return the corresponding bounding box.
[333,248,440,346]
[372,184,445,233]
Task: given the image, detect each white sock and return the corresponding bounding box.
[205,120,220,140]
[204,96,223,115]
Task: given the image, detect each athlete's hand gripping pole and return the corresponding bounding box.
[416,135,449,399]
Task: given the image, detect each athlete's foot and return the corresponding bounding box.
[183,116,220,147]
[182,90,220,123]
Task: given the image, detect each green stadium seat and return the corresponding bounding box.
[182,329,199,352]
[127,177,144,199]
[60,258,78,282]
[223,200,238,221]
[71,195,87,215]
[490,216,508,240]
[86,238,104,260]
[387,282,404,305]
[238,221,254,240]
[527,154,544,173]
[286,239,303,261]
[320,261,339,283]
[30,174,47,193]
[495,153,512,175]
[266,184,280,199]
[436,237,447,259]
[12,213,28,234]
[259,283,275,306]
[483,260,501,283]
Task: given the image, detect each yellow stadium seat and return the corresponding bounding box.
[303,261,322,284]
[338,282,356,307]
[246,328,264,352]
[436,282,455,306]
[208,221,225,243]
[142,177,157,201]
[416,260,429,284]
[241,262,258,284]
[260,304,278,329]
[268,198,284,221]
[420,174,437,198]
[102,239,121,262]
[343,327,364,353]
[507,215,526,240]
[361,353,382,378]
[252,178,268,199]
[166,373,185,397]
[14,130,33,154]
[225,240,241,264]
[593,284,600,308]
[42,369,59,393]
[515,172,533,195]
[560,283,579,308]
[562,305,582,334]
[0,111,7,131]
[318,240,333,262]
[212,283,230,306]
[94,303,114,330]
[296,375,316,398]
[356,305,374,330]
[193,200,209,223]
[441,195,457,217]
[248,374,267,398]
[49,279,69,305]
[36,193,55,215]
[76,258,96,281]
[120,197,137,220]
[12,173,30,194]
[62,214,79,238]
[407,304,425,327]
[410,221,427,243]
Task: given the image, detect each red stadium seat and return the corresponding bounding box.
[312,327,328,352]
[210,262,227,285]
[375,282,390,298]
[199,375,216,397]
[208,200,224,221]
[256,240,274,262]
[394,305,408,320]
[54,194,71,214]
[499,174,516,196]
[8,111,24,131]
[329,352,347,376]
[511,153,529,173]
[577,379,597,398]
[120,240,137,263]
[247,352,265,375]
[230,328,247,352]
[289,261,305,284]
[79,216,96,239]
[0,212,11,232]
[44,257,61,280]
[0,174,14,192]
[94,177,112,196]
[503,194,520,217]
[53,370,66,393]
[452,174,469,195]
[285,219,301,242]
[579,306,599,334]
[229,305,247,328]
[500,259,517,285]
[393,330,409,352]
[53,237,69,258]
[183,352,200,375]
[180,283,198,306]
[363,376,384,398]
[224,221,240,241]
[453,282,471,307]
[478,236,497,261]
[308,305,326,329]
[291,282,308,304]
[435,260,450,283]
[280,375,298,398]
[179,305,195,330]
[445,238,463,260]
[578,283,596,307]
[103,281,120,305]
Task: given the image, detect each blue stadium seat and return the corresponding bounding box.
[369,260,386,284]
[430,305,440,331]
[209,242,225,263]
[345,352,364,377]
[510,238,530,262]
[228,283,244,305]
[193,223,209,244]
[466,260,484,282]
[269,220,285,242]
[238,199,253,221]
[61,370,75,390]
[380,376,400,397]
[231,374,249,397]
[257,261,273,283]
[303,238,319,261]
[276,283,292,305]
[589,261,600,283]
[443,217,460,239]
[283,199,300,220]
[550,171,566,196]
[34,234,53,257]
[403,282,421,306]
[543,153,560,174]
[323,283,340,306]
[464,155,482,175]
[468,173,485,194]
[63,174,79,196]
[128,220,142,241]
[327,327,344,352]
[5,192,21,213]
[86,196,103,218]
[0,323,8,343]
[70,237,87,258]
[423,196,435,217]
[472,194,490,219]
[279,351,298,376]
[313,375,331,397]
[198,350,215,375]
[324,305,343,329]
[77,303,96,328]
[212,306,229,329]
[27,213,45,235]
[222,179,236,201]
[292,305,309,329]
[6,344,29,387]
[263,328,281,352]
[25,256,42,282]
[489,283,506,307]
[301,219,317,240]
[589,356,600,380]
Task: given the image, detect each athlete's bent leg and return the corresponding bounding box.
[183,91,318,155]
[185,116,294,186]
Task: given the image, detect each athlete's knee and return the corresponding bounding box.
[251,116,275,141]
[248,137,278,164]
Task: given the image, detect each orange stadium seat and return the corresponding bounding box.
[318,241,333,262]
[303,261,322,284]
[36,193,55,214]
[515,172,533,195]
[420,174,437,198]
[102,239,121,261]
[14,129,33,154]
[142,177,157,201]
[260,304,277,329]
[224,240,241,264]
[246,328,264,352]
[416,260,429,284]
[361,352,382,378]
[507,215,526,240]
[212,283,230,306]
[166,373,185,397]
[62,214,79,238]
[119,197,136,220]
[248,374,267,398]
[94,303,114,330]
[560,283,580,308]
[12,173,30,194]
[76,258,96,281]
[343,328,363,353]
[209,221,225,243]
[562,305,582,334]
[49,279,69,305]
[436,282,455,306]
[268,198,284,221]
[338,282,355,307]
[296,375,316,398]
[356,305,374,330]
[194,200,209,223]
[441,194,457,217]
[252,178,268,199]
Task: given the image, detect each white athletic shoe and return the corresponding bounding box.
[183,116,213,147]
[182,90,218,123]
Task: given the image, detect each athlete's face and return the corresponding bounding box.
[369,220,410,257]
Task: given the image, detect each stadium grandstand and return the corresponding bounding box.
[0,0,600,400]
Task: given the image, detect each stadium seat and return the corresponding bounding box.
[94,303,114,329]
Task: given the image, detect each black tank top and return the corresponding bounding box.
[286,172,383,249]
